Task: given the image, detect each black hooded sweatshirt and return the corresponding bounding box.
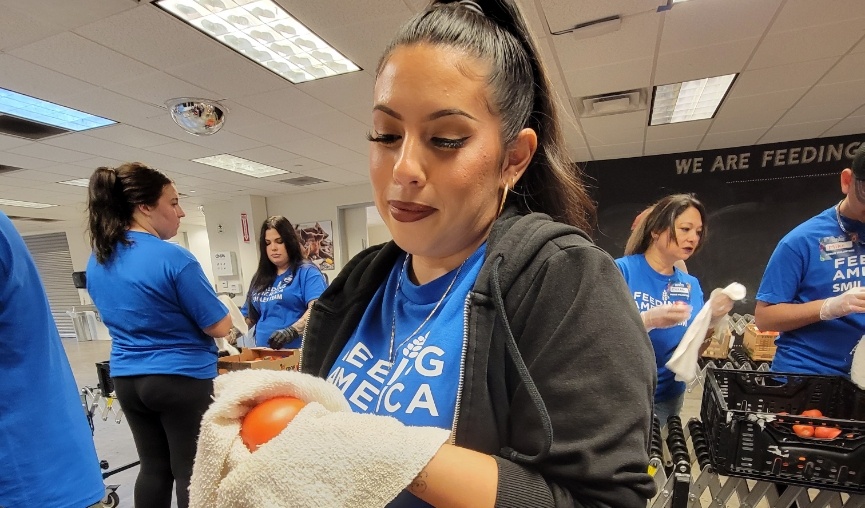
[301,208,657,507]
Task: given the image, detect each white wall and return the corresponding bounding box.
[367,223,392,247]
[266,183,374,275]
[180,224,214,285]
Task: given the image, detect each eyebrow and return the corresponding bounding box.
[373,105,478,122]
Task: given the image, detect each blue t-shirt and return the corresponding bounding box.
[327,245,486,508]
[616,254,704,403]
[756,206,865,376]
[244,263,327,348]
[0,212,105,508]
[86,231,228,379]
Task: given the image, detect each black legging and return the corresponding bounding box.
[113,375,214,508]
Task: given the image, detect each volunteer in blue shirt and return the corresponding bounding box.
[0,211,105,508]
[755,145,865,376]
[617,194,732,426]
[242,215,327,349]
[85,163,232,508]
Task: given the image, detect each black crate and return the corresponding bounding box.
[701,367,865,493]
[95,361,114,395]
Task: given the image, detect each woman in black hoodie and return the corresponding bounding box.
[301,1,657,506]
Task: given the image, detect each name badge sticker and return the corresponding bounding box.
[666,281,691,304]
[820,235,855,261]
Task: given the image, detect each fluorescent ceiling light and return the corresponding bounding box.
[193,154,288,178]
[154,0,360,84]
[58,178,90,187]
[0,88,116,132]
[0,198,57,208]
[672,0,691,3]
[650,74,736,125]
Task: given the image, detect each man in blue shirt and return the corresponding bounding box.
[755,145,865,376]
[0,211,105,508]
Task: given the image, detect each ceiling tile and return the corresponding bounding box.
[104,71,220,110]
[84,124,177,149]
[234,86,332,120]
[646,120,711,141]
[654,38,757,85]
[820,51,865,85]
[539,0,653,35]
[0,2,64,51]
[700,128,767,150]
[710,89,804,132]
[776,79,865,125]
[62,87,167,126]
[0,134,33,151]
[770,0,865,33]
[590,142,644,160]
[75,4,225,70]
[165,54,291,100]
[731,58,836,97]
[0,54,96,102]
[660,0,781,52]
[748,18,865,70]
[279,137,366,166]
[564,57,654,99]
[17,0,136,30]
[820,115,865,138]
[580,111,647,146]
[223,121,315,149]
[144,141,219,161]
[295,71,375,110]
[644,136,705,156]
[759,119,841,144]
[285,110,367,138]
[8,143,92,164]
[231,146,304,164]
[9,32,157,88]
[552,11,660,71]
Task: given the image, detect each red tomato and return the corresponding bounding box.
[240,396,307,451]
[792,424,815,438]
[800,409,823,418]
[813,427,842,439]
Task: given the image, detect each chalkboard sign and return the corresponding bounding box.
[583,133,864,315]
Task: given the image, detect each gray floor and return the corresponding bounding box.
[64,338,178,508]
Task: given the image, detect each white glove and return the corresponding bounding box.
[820,287,865,321]
[641,304,692,331]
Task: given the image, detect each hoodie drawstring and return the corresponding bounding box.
[490,255,553,463]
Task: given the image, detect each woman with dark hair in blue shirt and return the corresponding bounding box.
[242,216,327,349]
[86,162,232,508]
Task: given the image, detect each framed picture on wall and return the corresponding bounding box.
[295,220,335,271]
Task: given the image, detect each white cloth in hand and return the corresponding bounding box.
[708,288,735,328]
[641,304,692,331]
[189,369,450,508]
[820,287,865,320]
[852,336,865,390]
[667,283,747,383]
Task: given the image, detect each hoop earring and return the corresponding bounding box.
[497,182,510,216]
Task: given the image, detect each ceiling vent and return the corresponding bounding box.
[6,215,62,223]
[576,89,647,118]
[280,176,327,186]
[0,114,70,140]
[0,164,25,175]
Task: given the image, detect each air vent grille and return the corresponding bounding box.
[576,89,647,118]
[280,176,327,186]
[0,114,70,140]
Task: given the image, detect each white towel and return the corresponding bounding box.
[852,335,865,390]
[214,295,247,355]
[667,283,747,383]
[189,369,450,508]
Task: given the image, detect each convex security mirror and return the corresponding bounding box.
[165,97,228,136]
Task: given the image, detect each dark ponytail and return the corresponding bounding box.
[87,162,171,264]
[379,0,596,233]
